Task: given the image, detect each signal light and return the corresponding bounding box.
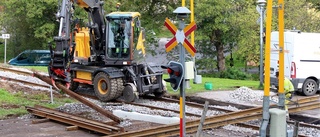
[167,68,173,74]
[161,61,184,91]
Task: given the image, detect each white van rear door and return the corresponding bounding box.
[270,42,292,78]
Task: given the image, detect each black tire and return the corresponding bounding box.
[153,90,165,98]
[153,81,167,98]
[69,80,79,91]
[69,71,79,91]
[93,72,123,101]
[302,79,318,96]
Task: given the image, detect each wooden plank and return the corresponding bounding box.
[65,126,79,131]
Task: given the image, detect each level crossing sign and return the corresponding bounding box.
[164,18,196,57]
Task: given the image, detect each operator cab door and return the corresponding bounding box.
[132,16,146,63]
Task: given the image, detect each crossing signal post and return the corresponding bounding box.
[164,6,196,137]
[161,61,184,91]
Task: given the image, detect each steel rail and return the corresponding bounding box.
[145,95,319,112]
[0,75,50,88]
[121,95,320,131]
[26,105,123,135]
[0,66,34,76]
[118,100,201,117]
[105,102,320,137]
[34,91,320,135]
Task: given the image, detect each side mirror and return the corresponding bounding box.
[136,20,141,28]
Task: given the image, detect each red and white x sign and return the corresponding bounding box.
[164,18,197,57]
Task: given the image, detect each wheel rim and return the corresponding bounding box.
[98,79,108,95]
[306,82,316,94]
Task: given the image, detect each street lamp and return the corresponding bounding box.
[257,0,266,88]
[257,1,268,137]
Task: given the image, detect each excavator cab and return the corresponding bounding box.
[105,12,143,65]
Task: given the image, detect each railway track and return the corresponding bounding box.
[106,100,320,137]
[0,66,50,88]
[0,75,51,89]
[2,66,319,136]
[76,91,320,131]
[0,66,34,76]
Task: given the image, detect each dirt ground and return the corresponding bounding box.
[0,117,102,137]
[0,78,100,137]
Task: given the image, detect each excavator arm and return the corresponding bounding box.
[49,0,106,88]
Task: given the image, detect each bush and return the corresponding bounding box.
[201,72,220,78]
[250,73,260,81]
[219,67,250,80]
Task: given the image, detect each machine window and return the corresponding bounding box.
[107,19,131,58]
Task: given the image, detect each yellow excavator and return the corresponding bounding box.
[48,0,166,102]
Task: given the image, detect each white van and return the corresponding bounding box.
[270,30,320,96]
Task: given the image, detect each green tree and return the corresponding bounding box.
[307,0,320,10]
[282,0,320,32]
[194,0,320,74]
[0,0,57,57]
[118,0,177,34]
[230,1,260,70]
[195,0,258,72]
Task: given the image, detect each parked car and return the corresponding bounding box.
[8,50,51,66]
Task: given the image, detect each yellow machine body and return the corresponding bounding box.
[74,27,91,60]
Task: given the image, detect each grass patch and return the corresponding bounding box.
[0,88,77,119]
[163,74,259,96]
[0,108,26,118]
[17,66,48,73]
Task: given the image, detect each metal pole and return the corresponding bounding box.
[196,101,209,137]
[259,5,265,88]
[190,0,197,83]
[278,0,285,111]
[4,39,6,64]
[260,0,271,136]
[50,86,53,103]
[179,2,186,136]
[179,19,186,137]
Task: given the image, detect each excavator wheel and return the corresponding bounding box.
[93,72,124,102]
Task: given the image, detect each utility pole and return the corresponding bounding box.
[258,0,270,136]
[257,0,266,88]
